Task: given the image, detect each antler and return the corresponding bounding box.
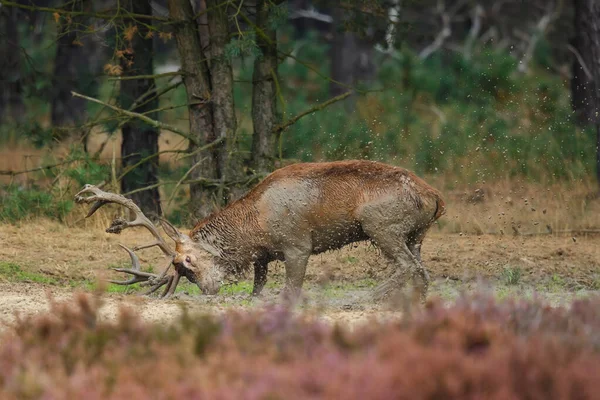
[74,184,181,298]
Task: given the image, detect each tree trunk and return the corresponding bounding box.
[251,0,279,175]
[329,7,376,105]
[168,0,219,219]
[51,0,98,140]
[571,0,595,126]
[0,5,25,124]
[119,0,162,217]
[206,0,244,202]
[590,0,600,189]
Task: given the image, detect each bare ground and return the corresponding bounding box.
[1,220,599,330]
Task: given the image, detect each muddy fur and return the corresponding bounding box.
[170,160,445,303]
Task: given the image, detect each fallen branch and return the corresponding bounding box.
[71,91,199,145]
[515,229,600,237]
[468,229,600,237]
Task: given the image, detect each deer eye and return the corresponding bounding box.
[185,256,191,264]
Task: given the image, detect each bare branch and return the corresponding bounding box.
[71,91,199,145]
[517,2,560,73]
[0,158,86,176]
[273,91,353,134]
[419,1,452,61]
[567,44,594,80]
[107,71,183,81]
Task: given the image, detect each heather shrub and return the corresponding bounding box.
[1,293,600,399]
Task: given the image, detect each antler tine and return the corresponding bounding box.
[118,244,141,271]
[75,185,175,257]
[161,273,181,299]
[141,276,171,296]
[108,244,149,285]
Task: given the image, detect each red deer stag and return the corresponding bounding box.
[75,160,445,303]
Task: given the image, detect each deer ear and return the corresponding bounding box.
[159,218,186,243]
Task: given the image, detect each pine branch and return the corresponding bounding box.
[0,0,169,22]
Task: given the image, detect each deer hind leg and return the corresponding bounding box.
[372,241,428,305]
[360,215,429,305]
[406,227,432,301]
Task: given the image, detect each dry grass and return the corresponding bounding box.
[3,126,599,234]
[1,218,598,288]
[432,178,600,235]
[0,129,188,186]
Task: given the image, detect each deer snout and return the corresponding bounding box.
[199,278,221,295]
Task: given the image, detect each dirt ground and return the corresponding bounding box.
[1,220,599,330]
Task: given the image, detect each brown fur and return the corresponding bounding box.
[172,160,445,303]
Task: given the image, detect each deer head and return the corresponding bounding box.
[159,219,223,295]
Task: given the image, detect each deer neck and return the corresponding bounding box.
[189,223,230,259]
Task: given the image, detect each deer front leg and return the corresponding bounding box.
[252,260,269,296]
[282,245,311,302]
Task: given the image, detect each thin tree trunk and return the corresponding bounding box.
[251,0,279,174]
[330,7,355,99]
[0,5,25,124]
[329,7,376,107]
[119,0,162,217]
[589,0,600,189]
[206,0,244,202]
[168,0,218,219]
[51,0,97,140]
[571,0,595,126]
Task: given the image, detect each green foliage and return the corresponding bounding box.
[218,281,254,295]
[0,185,73,223]
[0,262,58,285]
[272,43,594,183]
[267,2,289,31]
[224,32,261,60]
[21,121,55,148]
[501,266,523,286]
[63,150,111,187]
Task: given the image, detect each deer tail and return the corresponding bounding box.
[433,196,446,221]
